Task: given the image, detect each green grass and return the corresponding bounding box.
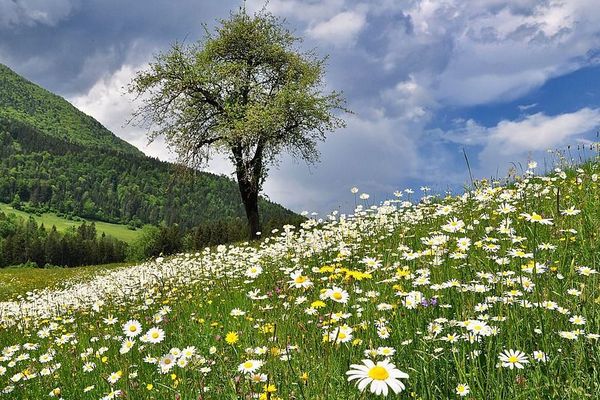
[0,263,132,302]
[0,160,598,399]
[0,202,142,243]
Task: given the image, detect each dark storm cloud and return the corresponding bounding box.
[0,0,240,95]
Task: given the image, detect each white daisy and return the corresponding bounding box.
[346,359,408,396]
[145,327,165,344]
[288,271,313,289]
[238,359,263,374]
[456,383,470,397]
[499,349,529,369]
[122,320,142,338]
[323,287,349,303]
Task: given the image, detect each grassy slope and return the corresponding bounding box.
[0,160,598,399]
[0,263,130,301]
[0,202,142,243]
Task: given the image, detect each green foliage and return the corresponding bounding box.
[129,216,303,260]
[127,225,162,260]
[10,194,21,210]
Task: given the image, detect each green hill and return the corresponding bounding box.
[0,63,301,232]
[0,64,141,154]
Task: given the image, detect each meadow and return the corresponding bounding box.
[0,203,142,244]
[0,263,131,302]
[0,158,598,399]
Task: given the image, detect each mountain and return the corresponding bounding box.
[0,63,301,231]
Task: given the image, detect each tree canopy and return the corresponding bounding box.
[129,8,347,238]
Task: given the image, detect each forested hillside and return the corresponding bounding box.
[0,64,140,154]
[0,213,126,268]
[0,64,302,231]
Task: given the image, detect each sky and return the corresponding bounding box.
[1,0,600,214]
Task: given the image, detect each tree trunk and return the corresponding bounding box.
[236,176,260,240]
[232,143,264,241]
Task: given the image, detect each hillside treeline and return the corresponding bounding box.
[0,211,298,268]
[0,213,126,267]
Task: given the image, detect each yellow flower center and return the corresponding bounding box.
[129,326,137,332]
[508,355,519,363]
[295,276,307,283]
[368,365,389,381]
[151,332,160,339]
[244,361,253,369]
[332,292,343,300]
[531,213,542,221]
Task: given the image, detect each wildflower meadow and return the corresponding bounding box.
[0,157,599,399]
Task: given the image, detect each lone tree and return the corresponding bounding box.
[128,8,346,239]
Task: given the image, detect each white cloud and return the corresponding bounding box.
[307,10,366,47]
[518,103,538,111]
[258,113,436,212]
[252,0,600,113]
[441,107,600,177]
[70,63,175,161]
[380,75,437,122]
[483,108,600,155]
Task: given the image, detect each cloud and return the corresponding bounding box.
[0,0,76,29]
[361,0,600,107]
[246,0,600,119]
[70,64,137,132]
[379,75,437,121]
[518,102,538,111]
[483,108,600,155]
[307,10,366,47]
[439,107,600,178]
[259,114,424,212]
[247,0,345,22]
[0,1,238,95]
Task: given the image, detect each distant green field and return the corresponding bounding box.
[0,263,132,301]
[0,202,142,243]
